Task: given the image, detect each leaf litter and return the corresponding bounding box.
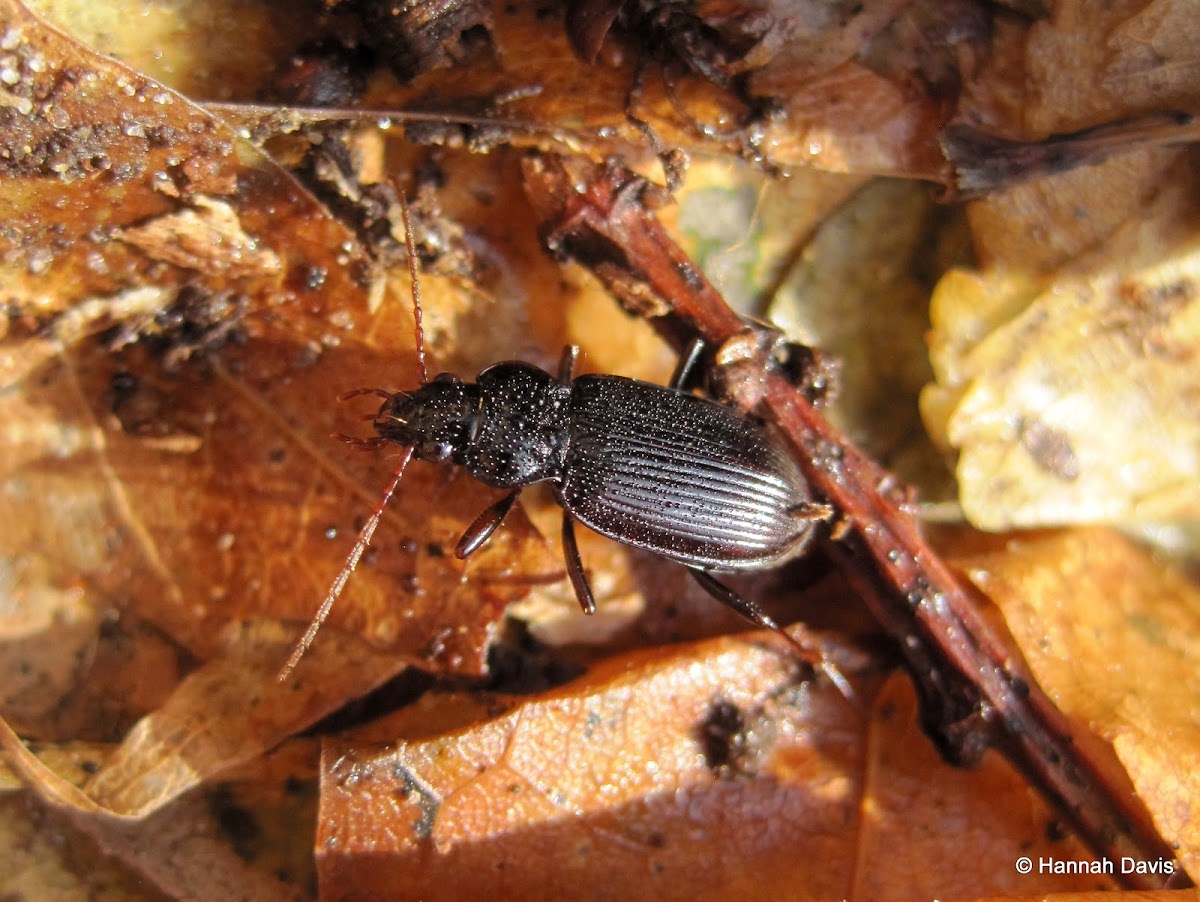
[1,0,1198,899]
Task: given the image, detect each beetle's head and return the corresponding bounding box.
[374,373,479,463]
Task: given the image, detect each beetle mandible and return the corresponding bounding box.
[279,198,834,682]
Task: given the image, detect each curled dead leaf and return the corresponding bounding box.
[0,0,561,839]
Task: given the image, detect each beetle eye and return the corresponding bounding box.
[421,440,454,462]
[432,372,462,384]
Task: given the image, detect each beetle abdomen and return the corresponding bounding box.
[560,375,814,569]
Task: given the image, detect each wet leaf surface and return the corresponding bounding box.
[316,635,1122,901]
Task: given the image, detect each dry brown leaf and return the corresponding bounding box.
[962,0,1200,139]
[316,635,862,901]
[369,0,956,179]
[0,716,306,901]
[26,0,958,180]
[943,1,1200,195]
[855,673,1117,899]
[0,792,155,901]
[71,628,395,818]
[315,632,1126,900]
[943,528,1200,879]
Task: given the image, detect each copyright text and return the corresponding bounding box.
[1014,856,1175,876]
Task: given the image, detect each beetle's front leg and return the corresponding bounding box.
[455,490,520,558]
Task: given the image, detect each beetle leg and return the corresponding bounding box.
[561,514,597,615]
[670,338,706,390]
[455,490,520,558]
[687,567,792,638]
[558,345,580,382]
[686,567,854,699]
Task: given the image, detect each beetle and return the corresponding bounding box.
[378,339,831,611]
[280,199,836,684]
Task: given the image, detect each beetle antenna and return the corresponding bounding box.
[280,190,433,679]
[278,447,414,681]
[339,387,393,402]
[398,191,428,386]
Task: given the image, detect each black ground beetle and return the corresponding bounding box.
[280,203,835,683]
[386,338,833,612]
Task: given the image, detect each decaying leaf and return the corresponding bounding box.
[854,673,1118,899]
[947,0,1200,192]
[959,0,1200,139]
[0,717,312,901]
[316,633,1124,901]
[943,527,1200,878]
[0,0,558,830]
[0,791,160,900]
[114,195,283,278]
[922,152,1200,529]
[317,638,863,902]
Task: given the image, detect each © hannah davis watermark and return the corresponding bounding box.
[1014,856,1177,877]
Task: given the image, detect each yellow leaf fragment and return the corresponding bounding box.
[115,196,283,278]
[922,165,1200,529]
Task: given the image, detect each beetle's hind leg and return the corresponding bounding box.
[687,568,793,643]
[561,514,597,615]
[687,567,854,699]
